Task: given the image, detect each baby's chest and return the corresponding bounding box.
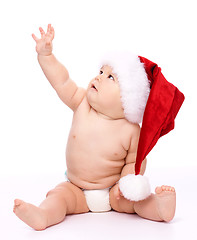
[69,120,127,159]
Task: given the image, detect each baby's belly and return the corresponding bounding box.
[67,171,121,190]
[66,151,125,190]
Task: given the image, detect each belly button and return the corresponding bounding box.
[73,135,76,139]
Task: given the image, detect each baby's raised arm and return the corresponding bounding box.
[32,24,85,111]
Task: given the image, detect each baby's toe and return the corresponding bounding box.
[155,186,175,195]
[14,199,23,207]
[155,186,162,194]
[161,185,175,192]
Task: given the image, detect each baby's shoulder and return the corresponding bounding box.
[122,120,140,136]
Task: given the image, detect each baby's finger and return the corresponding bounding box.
[114,185,121,200]
[119,190,123,197]
[47,24,51,33]
[32,33,39,42]
[51,26,55,39]
[39,27,45,38]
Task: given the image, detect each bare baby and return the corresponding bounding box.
[13,24,176,230]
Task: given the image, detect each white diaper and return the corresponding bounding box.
[65,172,111,212]
[83,188,112,213]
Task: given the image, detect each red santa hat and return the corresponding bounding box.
[99,51,185,201]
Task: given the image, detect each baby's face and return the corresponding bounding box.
[87,65,125,120]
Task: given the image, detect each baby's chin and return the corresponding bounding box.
[88,101,100,113]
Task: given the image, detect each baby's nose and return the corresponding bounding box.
[95,76,100,81]
[96,75,102,82]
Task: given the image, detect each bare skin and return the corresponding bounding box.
[14,24,176,230]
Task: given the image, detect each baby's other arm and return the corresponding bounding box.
[121,125,147,177]
[113,126,147,199]
[32,24,85,111]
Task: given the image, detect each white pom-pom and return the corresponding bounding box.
[119,174,151,201]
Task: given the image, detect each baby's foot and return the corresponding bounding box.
[155,185,176,222]
[13,199,48,231]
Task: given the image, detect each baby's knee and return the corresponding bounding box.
[46,182,80,214]
[46,182,74,199]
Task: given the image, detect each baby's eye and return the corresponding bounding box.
[108,75,114,81]
[100,70,103,75]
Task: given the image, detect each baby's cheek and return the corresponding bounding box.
[104,95,118,108]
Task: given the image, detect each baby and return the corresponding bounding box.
[13,24,176,230]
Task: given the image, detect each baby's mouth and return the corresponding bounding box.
[91,83,98,91]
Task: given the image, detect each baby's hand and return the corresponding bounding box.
[113,183,123,200]
[32,24,54,56]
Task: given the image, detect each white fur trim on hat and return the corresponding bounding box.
[99,51,150,123]
[119,174,151,201]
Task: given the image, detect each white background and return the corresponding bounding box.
[0,0,197,239]
[1,0,196,175]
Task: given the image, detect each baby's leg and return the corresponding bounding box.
[109,184,135,213]
[134,185,176,222]
[110,184,176,222]
[13,182,89,230]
